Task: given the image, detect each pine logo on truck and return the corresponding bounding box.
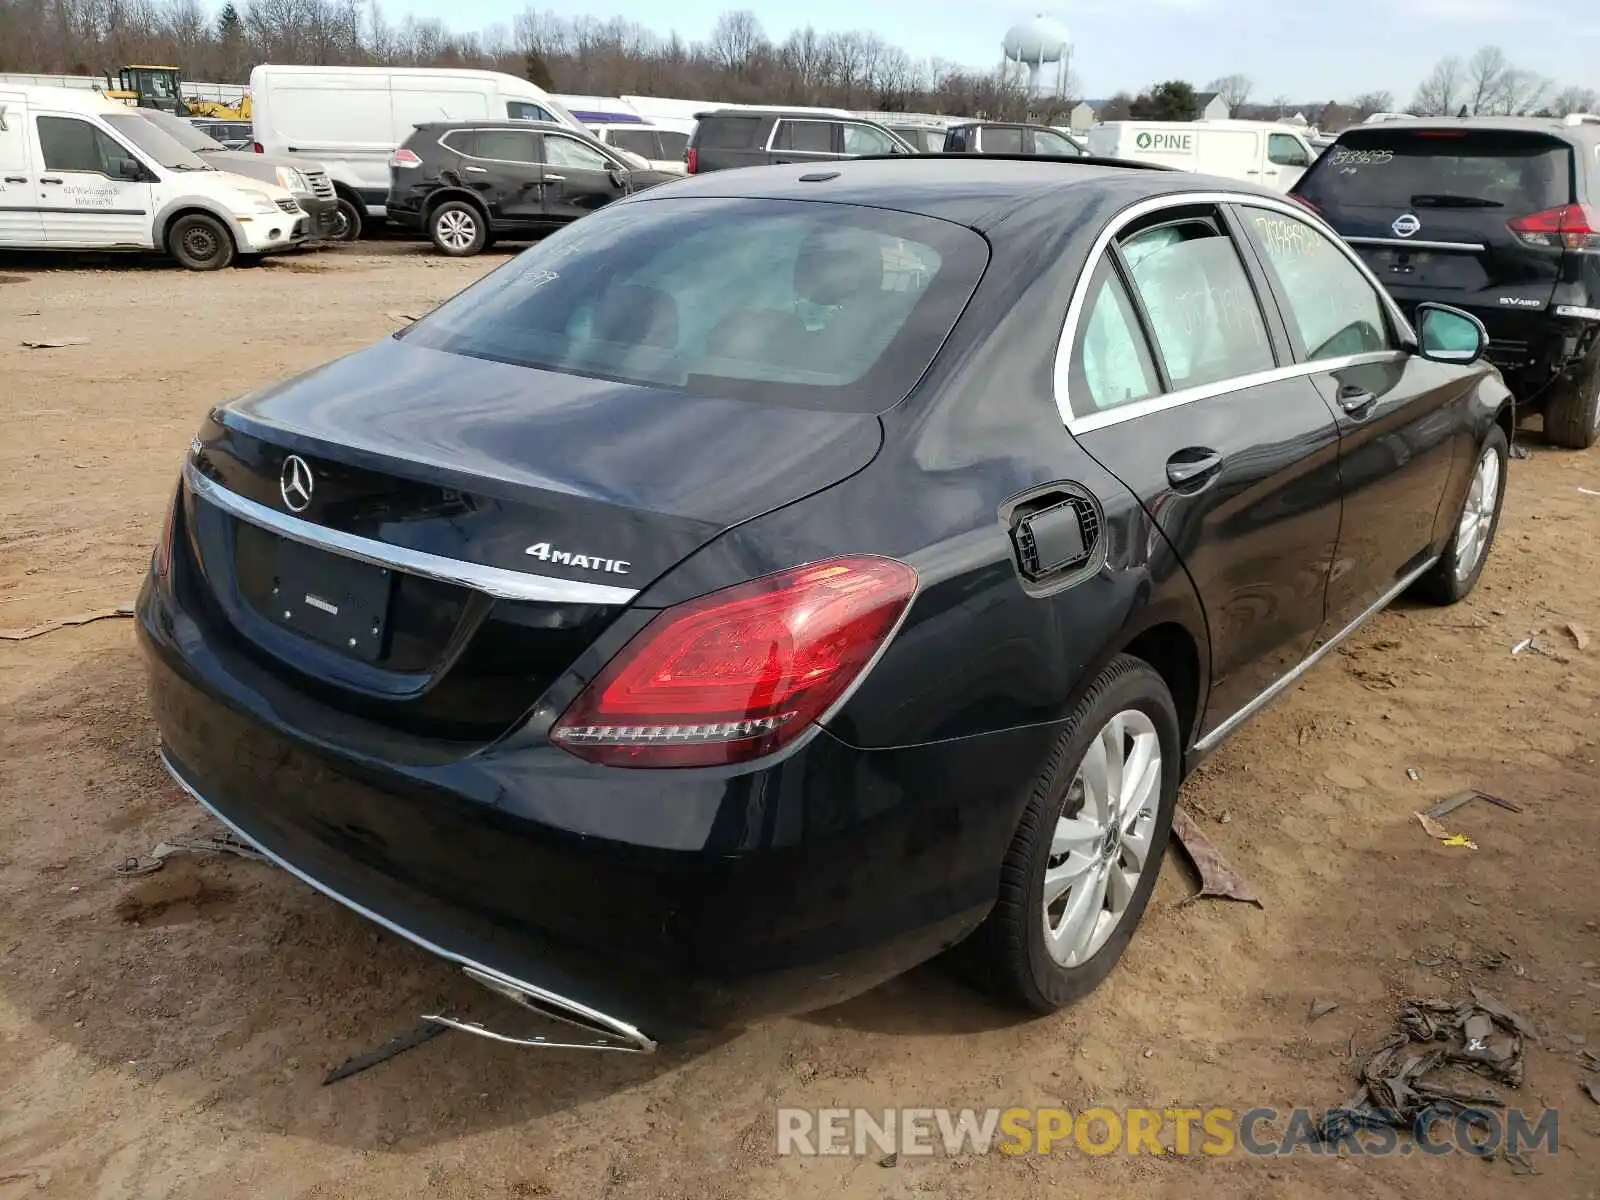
[1135,131,1192,153]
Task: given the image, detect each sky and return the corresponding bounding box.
[399,0,1599,105]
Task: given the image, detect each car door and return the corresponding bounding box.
[768,118,839,165]
[0,96,46,247]
[1264,133,1313,192]
[1233,202,1470,634]
[459,128,545,226]
[538,131,626,221]
[1061,203,1344,736]
[34,114,153,247]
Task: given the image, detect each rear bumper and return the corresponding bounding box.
[136,544,1049,1042]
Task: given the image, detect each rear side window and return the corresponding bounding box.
[981,127,1024,154]
[657,131,690,159]
[473,129,539,163]
[1035,130,1081,157]
[696,116,762,149]
[608,129,659,158]
[1120,220,1276,389]
[1296,130,1574,213]
[1071,260,1162,416]
[775,120,834,153]
[403,196,990,413]
[439,130,476,156]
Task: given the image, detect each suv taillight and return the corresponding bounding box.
[252,141,263,154]
[1508,203,1600,251]
[685,146,698,174]
[390,148,422,169]
[550,556,917,768]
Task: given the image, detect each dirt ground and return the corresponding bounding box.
[2,243,1598,1200]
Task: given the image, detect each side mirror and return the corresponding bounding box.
[114,157,144,181]
[1415,302,1487,365]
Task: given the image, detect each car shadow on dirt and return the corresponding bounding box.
[0,642,730,1149]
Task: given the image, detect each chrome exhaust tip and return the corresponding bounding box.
[424,965,657,1053]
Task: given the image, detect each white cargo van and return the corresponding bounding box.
[0,85,307,269]
[250,65,586,236]
[1088,119,1318,191]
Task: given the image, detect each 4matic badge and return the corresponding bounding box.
[525,542,630,574]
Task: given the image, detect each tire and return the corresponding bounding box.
[330,196,363,243]
[964,654,1180,1013]
[166,213,235,272]
[1542,359,1600,450]
[1411,424,1508,605]
[429,201,487,257]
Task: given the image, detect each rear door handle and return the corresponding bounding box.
[1338,386,1378,418]
[3,175,26,183]
[543,173,565,182]
[40,177,63,185]
[463,165,487,174]
[1166,449,1224,489]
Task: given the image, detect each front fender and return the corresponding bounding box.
[150,197,250,251]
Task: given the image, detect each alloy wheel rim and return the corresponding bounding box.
[1042,708,1161,968]
[437,210,476,250]
[1454,444,1500,581]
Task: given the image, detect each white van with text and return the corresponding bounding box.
[0,86,307,269]
[1088,120,1318,191]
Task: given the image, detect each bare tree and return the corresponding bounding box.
[1462,44,1509,115]
[1411,56,1463,116]
[1548,85,1600,116]
[706,9,765,77]
[1205,73,1252,112]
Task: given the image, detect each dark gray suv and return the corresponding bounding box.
[686,110,914,174]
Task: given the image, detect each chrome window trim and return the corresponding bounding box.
[764,118,838,155]
[183,461,638,607]
[1346,236,1487,252]
[1053,190,1420,435]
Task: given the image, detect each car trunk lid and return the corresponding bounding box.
[181,338,882,745]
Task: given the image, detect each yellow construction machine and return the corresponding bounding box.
[102,65,251,120]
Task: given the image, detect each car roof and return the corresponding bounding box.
[410,119,576,133]
[0,85,130,116]
[693,108,872,122]
[1336,114,1600,147]
[624,156,1282,231]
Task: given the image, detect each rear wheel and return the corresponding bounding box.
[330,196,363,243]
[1412,424,1508,605]
[965,655,1179,1012]
[429,201,487,257]
[166,213,235,272]
[1543,359,1600,450]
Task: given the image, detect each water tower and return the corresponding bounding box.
[1001,14,1072,97]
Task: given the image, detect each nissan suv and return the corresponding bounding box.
[1292,115,1600,447]
[685,110,914,174]
[386,120,680,256]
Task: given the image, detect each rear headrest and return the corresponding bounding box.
[793,229,884,306]
[589,284,679,348]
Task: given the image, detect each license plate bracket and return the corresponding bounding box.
[268,537,393,662]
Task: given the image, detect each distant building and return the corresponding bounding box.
[1069,101,1096,132]
[1194,91,1231,121]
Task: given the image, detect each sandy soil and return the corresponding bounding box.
[2,244,1598,1200]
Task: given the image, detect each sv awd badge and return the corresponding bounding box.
[525,542,630,574]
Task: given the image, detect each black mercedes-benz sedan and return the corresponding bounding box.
[139,157,1512,1053]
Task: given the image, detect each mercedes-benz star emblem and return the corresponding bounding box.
[280,454,314,513]
[1392,213,1421,238]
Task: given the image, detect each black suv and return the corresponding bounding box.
[944,122,1086,157]
[686,109,914,174]
[387,120,680,256]
[1293,115,1600,447]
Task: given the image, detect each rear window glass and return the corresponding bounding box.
[696,116,762,149]
[657,131,690,159]
[1297,130,1573,212]
[608,129,659,157]
[402,196,989,413]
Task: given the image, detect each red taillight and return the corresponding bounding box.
[252,141,263,154]
[390,148,422,169]
[550,556,918,768]
[152,483,180,579]
[1508,203,1600,251]
[685,146,698,174]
